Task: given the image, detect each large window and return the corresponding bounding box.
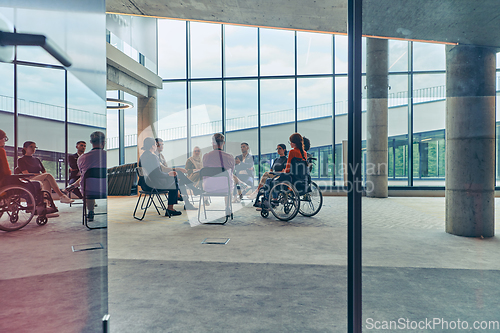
[154,18,466,189]
[224,25,258,77]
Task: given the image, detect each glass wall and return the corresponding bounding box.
[1,3,107,333]
[151,18,492,190]
[0,62,14,171]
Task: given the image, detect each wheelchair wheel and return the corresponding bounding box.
[260,209,269,218]
[299,181,323,217]
[0,186,36,231]
[268,181,300,221]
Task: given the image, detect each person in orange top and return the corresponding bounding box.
[254,133,307,208]
[0,129,11,185]
[284,132,307,173]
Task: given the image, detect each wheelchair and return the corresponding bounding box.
[256,157,323,221]
[0,175,58,231]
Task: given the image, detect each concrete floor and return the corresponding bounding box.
[108,195,500,333]
[1,195,499,332]
[0,200,107,333]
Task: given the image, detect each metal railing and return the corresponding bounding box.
[0,83,466,149]
[0,95,106,127]
[105,84,450,149]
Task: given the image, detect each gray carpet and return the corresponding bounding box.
[0,266,107,333]
[110,259,500,333]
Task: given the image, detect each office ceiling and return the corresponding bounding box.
[107,0,500,49]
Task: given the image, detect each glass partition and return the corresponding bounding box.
[362,2,498,333]
[0,4,107,333]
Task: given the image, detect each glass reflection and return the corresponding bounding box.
[15,9,66,66]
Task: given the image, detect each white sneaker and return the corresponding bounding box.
[60,195,75,204]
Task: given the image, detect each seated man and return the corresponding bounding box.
[234,142,254,185]
[78,131,107,221]
[140,137,195,216]
[65,140,86,199]
[155,137,198,209]
[233,142,254,199]
[248,143,287,199]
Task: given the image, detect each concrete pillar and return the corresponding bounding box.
[137,87,158,160]
[445,44,496,237]
[365,38,388,197]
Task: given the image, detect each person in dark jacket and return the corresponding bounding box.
[139,137,195,216]
[248,143,288,199]
[65,140,86,198]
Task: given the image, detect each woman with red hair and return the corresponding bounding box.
[254,133,307,208]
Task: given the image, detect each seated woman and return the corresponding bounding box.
[0,130,58,217]
[185,146,203,189]
[248,143,287,199]
[254,133,307,208]
[17,141,74,204]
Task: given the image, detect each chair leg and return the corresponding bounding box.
[153,192,170,216]
[83,199,107,230]
[151,194,162,215]
[82,196,86,225]
[133,193,148,221]
[197,194,203,223]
